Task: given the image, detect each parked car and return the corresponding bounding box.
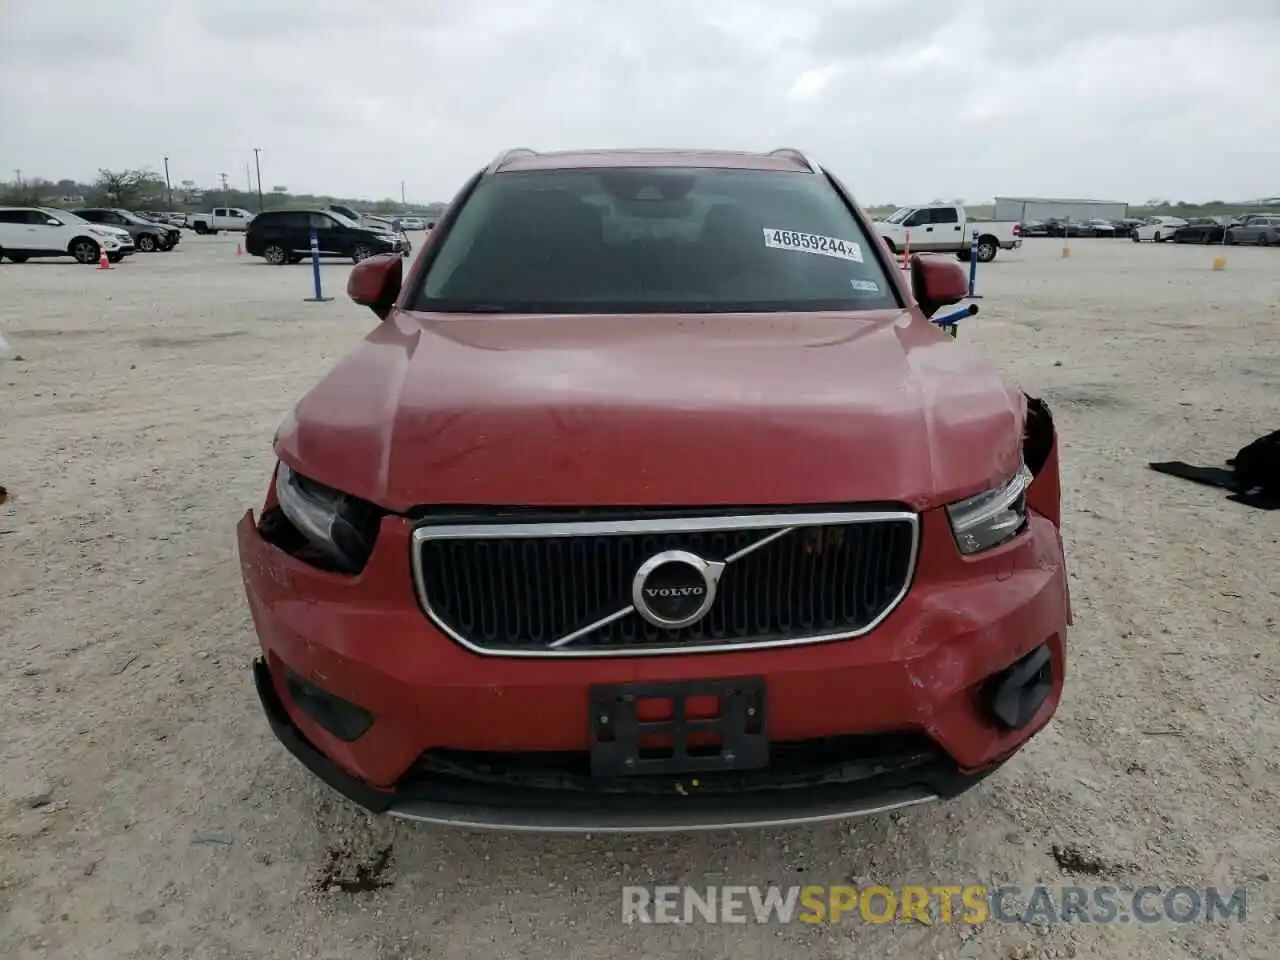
[0,206,135,263]
[1132,217,1187,243]
[237,146,1069,832]
[244,208,408,264]
[1225,215,1280,246]
[75,208,181,252]
[1042,219,1089,238]
[399,216,426,231]
[188,207,255,234]
[1111,218,1143,238]
[1084,219,1116,237]
[1018,220,1050,238]
[1173,218,1229,244]
[876,204,1022,263]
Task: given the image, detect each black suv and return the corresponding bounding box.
[244,209,405,265]
[75,209,180,252]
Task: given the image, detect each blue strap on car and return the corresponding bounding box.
[932,303,978,338]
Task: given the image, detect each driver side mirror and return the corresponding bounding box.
[45,219,61,226]
[347,253,403,320]
[909,255,967,319]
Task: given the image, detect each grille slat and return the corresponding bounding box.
[416,512,916,655]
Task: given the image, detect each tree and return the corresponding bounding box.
[93,168,166,208]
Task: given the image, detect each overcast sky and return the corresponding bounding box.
[2,0,1277,205]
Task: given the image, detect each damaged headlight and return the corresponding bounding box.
[946,462,1034,555]
[274,462,381,574]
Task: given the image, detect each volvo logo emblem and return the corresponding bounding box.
[631,550,724,629]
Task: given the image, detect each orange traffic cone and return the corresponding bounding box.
[98,246,111,270]
[236,242,243,257]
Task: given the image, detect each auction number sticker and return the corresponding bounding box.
[763,228,863,262]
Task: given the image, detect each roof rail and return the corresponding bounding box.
[769,148,822,174]
[487,147,538,174]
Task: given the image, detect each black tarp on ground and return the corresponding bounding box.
[1150,428,1280,510]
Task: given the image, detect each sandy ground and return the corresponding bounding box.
[0,233,1277,960]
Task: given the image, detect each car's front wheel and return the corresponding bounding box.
[352,244,374,262]
[1260,235,1271,247]
[263,245,287,265]
[137,234,158,252]
[976,236,998,263]
[71,238,99,264]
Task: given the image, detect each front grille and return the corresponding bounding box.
[398,733,945,797]
[412,510,918,656]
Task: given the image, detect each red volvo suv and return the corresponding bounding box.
[237,147,1069,832]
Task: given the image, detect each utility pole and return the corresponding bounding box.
[400,181,406,205]
[253,148,264,213]
[246,164,252,192]
[163,156,173,209]
[219,172,229,205]
[14,169,20,188]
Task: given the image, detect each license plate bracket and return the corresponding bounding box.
[588,678,767,778]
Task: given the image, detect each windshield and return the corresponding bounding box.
[883,207,915,224]
[326,210,362,229]
[43,208,87,225]
[415,167,896,314]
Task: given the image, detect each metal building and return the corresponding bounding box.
[994,197,1128,222]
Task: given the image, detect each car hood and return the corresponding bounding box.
[275,310,1026,513]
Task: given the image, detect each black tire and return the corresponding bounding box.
[352,244,374,263]
[956,249,971,262]
[136,233,158,252]
[193,222,208,235]
[286,254,302,264]
[107,252,124,264]
[1260,235,1271,247]
[1154,233,1163,243]
[1131,231,1140,242]
[7,253,29,263]
[70,238,99,264]
[976,235,998,263]
[263,245,287,265]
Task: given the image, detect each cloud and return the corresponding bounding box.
[1,0,1277,203]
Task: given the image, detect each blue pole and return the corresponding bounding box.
[310,232,322,299]
[965,229,982,299]
[303,230,332,302]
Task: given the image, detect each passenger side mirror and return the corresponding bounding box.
[909,255,968,319]
[347,253,403,320]
[45,218,61,226]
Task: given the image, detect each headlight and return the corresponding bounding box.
[274,462,382,573]
[946,463,1033,555]
[88,227,112,238]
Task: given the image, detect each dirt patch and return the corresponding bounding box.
[316,843,395,894]
[135,330,249,349]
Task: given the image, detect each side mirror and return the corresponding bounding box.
[347,253,403,320]
[909,255,968,319]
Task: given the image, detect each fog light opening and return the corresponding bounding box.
[983,645,1053,730]
[284,668,374,742]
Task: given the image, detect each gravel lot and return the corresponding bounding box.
[1,233,1277,960]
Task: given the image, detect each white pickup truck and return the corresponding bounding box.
[874,204,1022,263]
[186,207,255,234]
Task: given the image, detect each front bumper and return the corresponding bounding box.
[238,498,1069,832]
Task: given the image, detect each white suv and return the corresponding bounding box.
[0,207,136,264]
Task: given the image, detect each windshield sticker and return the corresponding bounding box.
[763,228,863,262]
[849,279,880,293]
